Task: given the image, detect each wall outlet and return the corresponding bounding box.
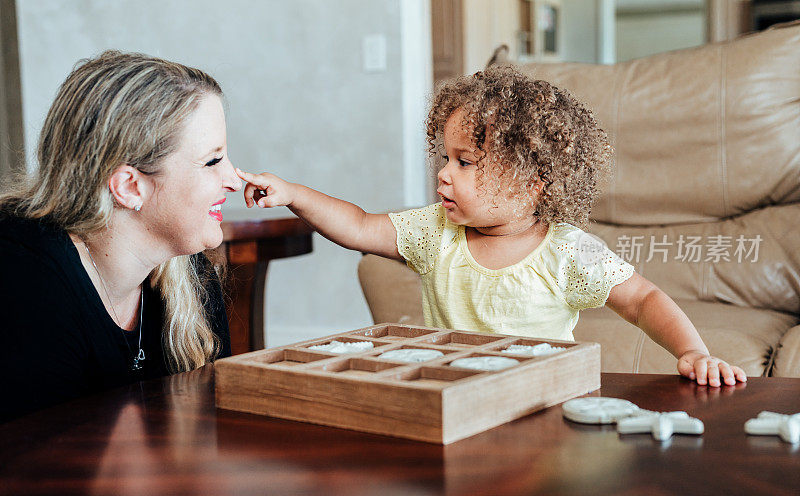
[362,34,387,72]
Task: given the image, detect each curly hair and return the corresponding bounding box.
[426,65,612,228]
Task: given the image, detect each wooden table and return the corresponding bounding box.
[220,217,314,354]
[2,370,798,495]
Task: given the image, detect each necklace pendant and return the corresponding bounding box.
[131,348,146,371]
[84,244,146,374]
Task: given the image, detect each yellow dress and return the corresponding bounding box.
[388,203,634,340]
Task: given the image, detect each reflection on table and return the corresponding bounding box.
[2,371,799,495]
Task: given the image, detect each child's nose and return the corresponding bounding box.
[437,164,451,184]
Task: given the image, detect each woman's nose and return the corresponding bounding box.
[222,161,243,192]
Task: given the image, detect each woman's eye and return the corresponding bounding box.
[442,154,449,162]
[205,156,223,167]
[459,159,471,167]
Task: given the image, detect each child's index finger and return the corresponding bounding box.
[235,168,264,185]
[234,167,253,180]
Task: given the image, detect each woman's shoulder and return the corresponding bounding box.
[0,214,87,309]
[0,213,73,263]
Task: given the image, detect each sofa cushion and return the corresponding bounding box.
[772,325,800,377]
[587,203,800,316]
[573,299,797,377]
[509,23,800,226]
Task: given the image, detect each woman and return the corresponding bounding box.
[0,51,241,421]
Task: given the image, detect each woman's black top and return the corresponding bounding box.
[0,214,231,422]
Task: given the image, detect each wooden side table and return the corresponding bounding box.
[220,217,314,355]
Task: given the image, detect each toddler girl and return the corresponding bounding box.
[236,66,746,387]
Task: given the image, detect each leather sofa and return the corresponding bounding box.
[358,22,800,378]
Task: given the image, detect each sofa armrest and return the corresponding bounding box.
[357,254,424,325]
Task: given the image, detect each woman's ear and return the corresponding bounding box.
[108,165,145,212]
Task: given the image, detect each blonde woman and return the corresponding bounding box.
[0,51,242,421]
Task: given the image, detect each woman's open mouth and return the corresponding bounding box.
[209,198,225,221]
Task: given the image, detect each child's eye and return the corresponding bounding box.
[441,154,449,162]
[459,159,472,167]
[205,156,223,167]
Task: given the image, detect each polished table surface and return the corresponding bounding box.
[2,369,799,496]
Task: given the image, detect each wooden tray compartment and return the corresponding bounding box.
[483,337,579,355]
[254,348,333,367]
[310,357,404,376]
[389,365,483,386]
[370,343,461,363]
[215,324,600,444]
[298,335,392,351]
[350,324,439,340]
[420,331,507,347]
[443,351,539,370]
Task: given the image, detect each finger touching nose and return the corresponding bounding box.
[223,161,243,191]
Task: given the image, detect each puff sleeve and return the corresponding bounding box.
[388,203,455,274]
[548,224,635,310]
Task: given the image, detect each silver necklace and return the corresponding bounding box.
[83,244,146,371]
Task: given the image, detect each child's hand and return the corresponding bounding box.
[235,168,296,208]
[677,350,747,387]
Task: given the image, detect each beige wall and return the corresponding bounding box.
[462,0,521,74]
[461,0,607,69]
[616,9,706,62]
[562,0,604,63]
[459,0,713,68]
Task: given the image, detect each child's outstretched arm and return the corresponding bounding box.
[235,168,401,260]
[605,272,747,387]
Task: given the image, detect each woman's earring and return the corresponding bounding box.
[134,204,142,212]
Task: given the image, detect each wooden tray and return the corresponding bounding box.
[215,324,600,444]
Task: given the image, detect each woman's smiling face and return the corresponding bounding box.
[143,93,242,256]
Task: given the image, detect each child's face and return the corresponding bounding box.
[437,109,531,228]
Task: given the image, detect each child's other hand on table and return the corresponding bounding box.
[235,168,296,208]
[607,273,747,388]
[678,350,747,387]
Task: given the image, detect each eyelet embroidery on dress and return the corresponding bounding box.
[389,204,456,274]
[553,225,635,310]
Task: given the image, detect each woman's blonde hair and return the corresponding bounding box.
[0,50,223,372]
[426,66,612,228]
